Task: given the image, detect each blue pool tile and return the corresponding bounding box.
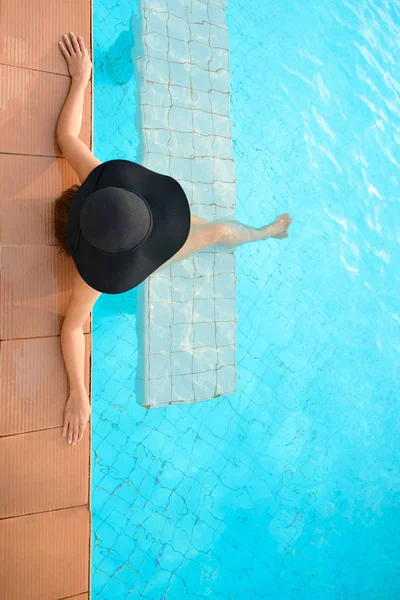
[189,40,212,67]
[191,519,215,550]
[171,323,194,351]
[171,298,194,324]
[169,0,190,20]
[209,23,229,48]
[170,156,192,180]
[146,56,169,84]
[209,89,230,115]
[169,105,193,132]
[164,479,187,506]
[215,298,236,321]
[149,276,172,302]
[171,373,194,401]
[168,440,193,474]
[149,299,174,327]
[149,352,171,380]
[215,365,236,396]
[189,21,210,43]
[215,320,235,346]
[193,251,215,274]
[193,346,218,372]
[217,344,235,367]
[186,0,208,24]
[148,375,172,405]
[213,181,236,208]
[210,47,229,71]
[192,132,214,157]
[214,250,235,273]
[171,278,196,302]
[169,83,193,108]
[192,88,212,112]
[194,321,216,347]
[91,415,113,444]
[214,273,236,299]
[90,568,110,599]
[145,152,171,174]
[145,31,168,59]
[171,256,195,278]
[169,131,193,157]
[193,203,216,221]
[212,113,231,137]
[142,511,169,539]
[194,274,214,299]
[209,68,230,92]
[167,14,191,41]
[168,37,190,63]
[145,7,168,34]
[190,64,212,92]
[143,82,170,106]
[208,5,227,28]
[192,181,214,205]
[144,104,169,129]
[95,519,119,550]
[193,110,214,135]
[170,350,193,375]
[193,297,215,322]
[191,156,214,182]
[214,157,236,182]
[149,325,172,354]
[210,0,228,7]
[212,135,233,160]
[144,128,171,154]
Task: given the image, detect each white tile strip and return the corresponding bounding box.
[136,0,237,408]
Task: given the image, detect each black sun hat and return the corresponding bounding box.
[67,159,191,294]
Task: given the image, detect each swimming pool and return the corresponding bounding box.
[92,0,400,598]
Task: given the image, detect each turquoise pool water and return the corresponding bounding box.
[92,0,400,598]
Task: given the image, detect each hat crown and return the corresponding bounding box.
[80,187,152,253]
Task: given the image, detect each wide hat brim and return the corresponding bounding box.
[67,159,191,294]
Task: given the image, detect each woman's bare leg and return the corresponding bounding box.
[157,213,292,271]
[190,214,208,226]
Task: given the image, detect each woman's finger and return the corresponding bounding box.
[68,422,74,445]
[70,32,80,53]
[77,422,85,443]
[58,41,70,61]
[77,35,86,53]
[63,33,74,55]
[72,425,79,446]
[62,417,69,438]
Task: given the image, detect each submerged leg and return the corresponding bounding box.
[157,213,292,271]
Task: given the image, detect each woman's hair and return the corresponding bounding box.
[54,184,80,256]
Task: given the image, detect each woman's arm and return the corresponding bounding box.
[57,32,92,138]
[57,77,87,140]
[57,33,101,183]
[61,273,101,446]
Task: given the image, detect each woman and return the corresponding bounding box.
[56,33,293,446]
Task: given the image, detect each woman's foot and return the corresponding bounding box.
[259,213,293,240]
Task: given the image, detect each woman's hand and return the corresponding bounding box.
[59,32,92,86]
[62,388,91,446]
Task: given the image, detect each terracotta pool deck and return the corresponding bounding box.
[0,1,92,598]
